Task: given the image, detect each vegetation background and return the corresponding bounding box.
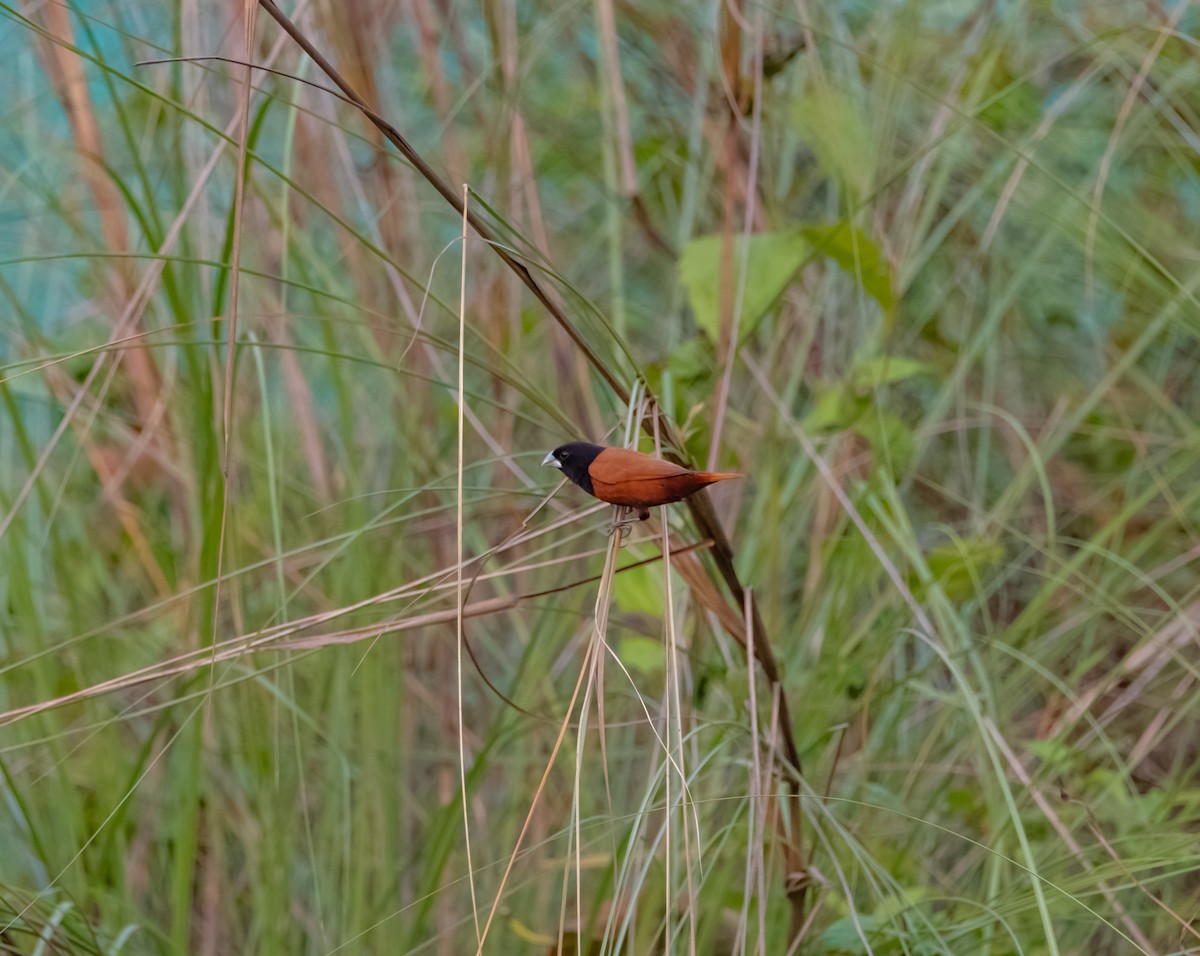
[1,0,1198,953]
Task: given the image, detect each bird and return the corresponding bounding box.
[541,441,743,522]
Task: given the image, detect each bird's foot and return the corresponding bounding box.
[604,517,635,539]
[604,507,650,539]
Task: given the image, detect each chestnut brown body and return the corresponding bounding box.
[542,442,742,519]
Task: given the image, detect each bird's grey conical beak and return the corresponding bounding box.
[541,452,561,468]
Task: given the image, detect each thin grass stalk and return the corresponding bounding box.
[735,588,761,956]
[456,184,482,944]
[595,0,629,337]
[664,571,672,956]
[558,525,619,954]
[563,389,645,952]
[707,2,764,474]
[203,0,257,737]
[759,686,782,956]
[475,631,601,954]
[662,511,699,954]
[188,14,259,946]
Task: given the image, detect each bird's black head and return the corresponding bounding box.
[541,442,605,494]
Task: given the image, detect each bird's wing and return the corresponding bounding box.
[587,447,690,484]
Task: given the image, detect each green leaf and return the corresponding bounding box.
[921,535,1005,600]
[801,222,896,318]
[613,563,664,616]
[818,914,881,953]
[945,786,983,817]
[667,334,716,385]
[853,408,914,476]
[617,637,663,675]
[794,87,874,200]
[848,356,933,392]
[1027,738,1075,769]
[679,230,809,341]
[802,384,862,433]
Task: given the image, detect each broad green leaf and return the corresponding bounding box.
[667,334,716,385]
[802,384,861,433]
[794,86,874,200]
[945,785,983,817]
[849,356,933,391]
[613,563,664,616]
[801,222,896,318]
[818,914,882,953]
[617,637,663,675]
[1027,738,1075,769]
[854,408,915,475]
[679,230,809,341]
[921,535,1005,600]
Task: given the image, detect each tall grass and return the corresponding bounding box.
[2,1,1199,953]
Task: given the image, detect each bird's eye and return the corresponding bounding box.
[561,451,570,460]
